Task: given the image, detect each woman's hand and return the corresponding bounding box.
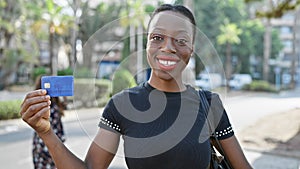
[20,89,52,135]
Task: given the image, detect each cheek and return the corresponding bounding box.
[146,43,158,59]
[146,46,156,67]
[178,48,192,64]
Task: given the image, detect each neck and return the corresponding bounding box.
[147,78,186,92]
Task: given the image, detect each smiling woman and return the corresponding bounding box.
[19,4,253,169]
[146,7,195,91]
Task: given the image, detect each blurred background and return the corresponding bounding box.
[0,0,300,169]
[1,0,300,93]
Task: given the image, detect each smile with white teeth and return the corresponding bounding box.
[158,59,177,66]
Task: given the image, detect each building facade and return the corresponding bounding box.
[271,8,300,87]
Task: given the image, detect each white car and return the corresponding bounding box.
[195,73,222,90]
[229,74,252,90]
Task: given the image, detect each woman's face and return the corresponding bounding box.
[146,11,194,81]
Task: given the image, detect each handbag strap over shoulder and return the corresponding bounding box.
[198,90,217,137]
[198,90,231,163]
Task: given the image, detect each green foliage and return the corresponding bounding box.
[112,69,137,95]
[32,66,48,81]
[74,67,93,78]
[121,35,130,61]
[194,0,223,46]
[271,29,284,59]
[95,79,112,107]
[243,80,278,92]
[57,67,73,76]
[74,78,111,107]
[145,4,155,13]
[217,21,243,45]
[79,2,122,44]
[0,100,22,120]
[32,67,74,82]
[245,0,300,18]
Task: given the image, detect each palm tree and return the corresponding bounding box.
[245,0,300,84]
[31,0,74,75]
[0,0,38,87]
[217,21,242,88]
[119,0,149,83]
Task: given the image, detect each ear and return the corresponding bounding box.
[190,45,194,54]
[190,48,194,57]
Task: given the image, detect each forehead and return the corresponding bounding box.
[148,11,193,36]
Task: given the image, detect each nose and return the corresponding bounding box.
[161,37,176,53]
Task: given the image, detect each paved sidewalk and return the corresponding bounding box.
[1,107,300,169]
[1,87,300,169]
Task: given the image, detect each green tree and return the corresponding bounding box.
[30,0,75,75]
[217,0,248,76]
[78,2,122,69]
[245,0,300,18]
[217,21,242,87]
[174,0,225,75]
[232,21,256,74]
[245,0,300,83]
[0,0,39,88]
[119,0,152,83]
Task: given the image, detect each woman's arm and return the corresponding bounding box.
[37,123,120,169]
[213,135,253,169]
[20,90,120,169]
[85,129,120,169]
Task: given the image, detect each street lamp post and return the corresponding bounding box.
[274,66,281,90]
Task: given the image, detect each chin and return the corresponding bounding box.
[154,69,179,81]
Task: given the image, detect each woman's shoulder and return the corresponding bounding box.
[112,82,149,99]
[198,89,219,99]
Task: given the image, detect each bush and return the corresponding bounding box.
[32,66,48,81]
[73,78,111,108]
[74,67,94,78]
[243,80,278,93]
[58,67,73,76]
[111,69,137,95]
[0,100,22,120]
[95,79,112,107]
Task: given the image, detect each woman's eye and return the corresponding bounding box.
[175,39,188,46]
[151,35,164,42]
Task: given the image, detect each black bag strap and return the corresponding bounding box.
[198,90,233,169]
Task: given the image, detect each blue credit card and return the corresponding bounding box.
[41,76,74,97]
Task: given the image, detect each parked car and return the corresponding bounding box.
[195,73,222,90]
[229,74,252,90]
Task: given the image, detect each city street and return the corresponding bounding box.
[1,1,300,169]
[0,89,300,169]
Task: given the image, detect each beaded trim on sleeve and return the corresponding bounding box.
[100,117,121,132]
[215,126,233,138]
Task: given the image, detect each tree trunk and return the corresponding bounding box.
[49,24,56,75]
[263,19,271,81]
[226,42,232,89]
[136,24,143,84]
[70,28,76,69]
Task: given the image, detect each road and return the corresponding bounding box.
[0,89,299,169]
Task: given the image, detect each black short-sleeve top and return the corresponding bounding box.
[99,82,234,169]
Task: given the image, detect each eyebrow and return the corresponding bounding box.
[150,27,190,34]
[149,27,192,40]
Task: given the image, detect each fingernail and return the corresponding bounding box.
[42,90,47,94]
